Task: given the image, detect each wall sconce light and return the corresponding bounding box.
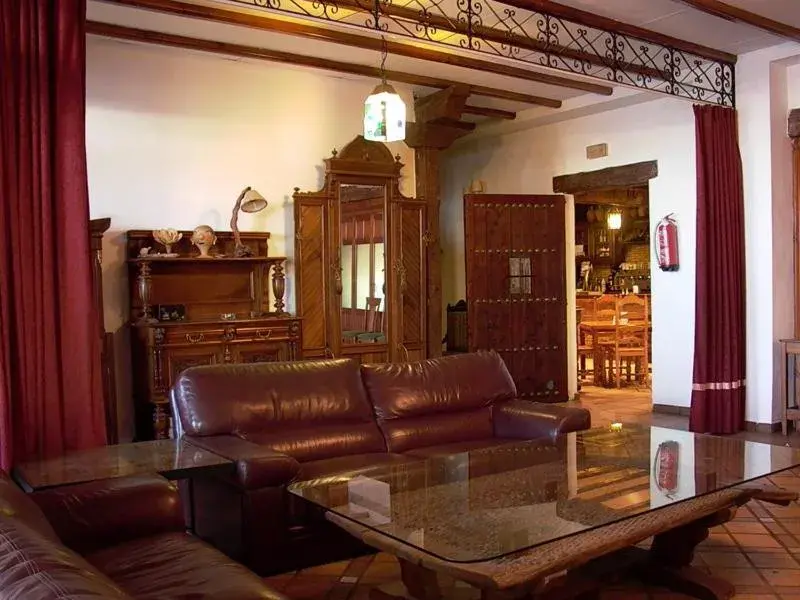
[607,208,622,230]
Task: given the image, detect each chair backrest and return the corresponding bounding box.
[594,294,618,321]
[361,351,516,453]
[364,297,382,332]
[617,294,648,323]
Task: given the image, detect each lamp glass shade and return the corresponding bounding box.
[241,189,267,213]
[607,210,622,230]
[364,83,406,142]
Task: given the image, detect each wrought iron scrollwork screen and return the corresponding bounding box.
[225,0,735,106]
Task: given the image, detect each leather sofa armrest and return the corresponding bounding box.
[187,435,300,490]
[493,400,591,443]
[31,474,184,554]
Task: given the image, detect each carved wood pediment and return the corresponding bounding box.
[325,135,403,179]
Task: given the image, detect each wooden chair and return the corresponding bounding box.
[356,297,385,343]
[598,324,650,388]
[594,294,618,322]
[617,294,648,323]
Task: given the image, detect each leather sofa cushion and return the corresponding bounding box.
[172,359,379,438]
[362,350,517,420]
[245,423,385,463]
[379,408,495,453]
[404,437,517,458]
[88,531,283,600]
[0,471,58,543]
[0,517,131,599]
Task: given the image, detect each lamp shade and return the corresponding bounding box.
[364,83,406,142]
[241,188,267,213]
[607,209,622,230]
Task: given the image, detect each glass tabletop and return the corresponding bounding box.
[288,425,800,563]
[13,438,232,492]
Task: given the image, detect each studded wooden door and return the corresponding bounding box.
[465,194,567,401]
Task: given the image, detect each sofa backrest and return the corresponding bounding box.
[172,359,387,462]
[0,471,132,599]
[0,471,58,542]
[361,351,517,452]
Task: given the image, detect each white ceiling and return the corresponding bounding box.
[554,0,792,54]
[88,0,800,125]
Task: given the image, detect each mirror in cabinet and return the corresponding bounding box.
[339,184,387,346]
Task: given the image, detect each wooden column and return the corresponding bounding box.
[791,109,800,337]
[406,86,474,358]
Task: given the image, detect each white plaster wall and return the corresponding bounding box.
[789,64,800,108]
[441,97,697,407]
[737,43,800,424]
[86,36,415,438]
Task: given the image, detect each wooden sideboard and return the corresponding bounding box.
[126,229,301,440]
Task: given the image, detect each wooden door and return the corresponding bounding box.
[390,198,427,362]
[465,194,567,401]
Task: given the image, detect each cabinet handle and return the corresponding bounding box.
[185,333,205,344]
[256,329,272,340]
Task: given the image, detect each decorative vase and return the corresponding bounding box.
[152,228,182,254]
[586,207,595,223]
[191,225,217,258]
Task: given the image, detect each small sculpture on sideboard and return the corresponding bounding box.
[191,225,217,258]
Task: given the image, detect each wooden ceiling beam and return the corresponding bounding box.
[86,21,562,107]
[669,0,800,43]
[99,0,612,96]
[464,105,517,120]
[500,0,737,63]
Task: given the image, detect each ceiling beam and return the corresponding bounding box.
[501,0,737,63]
[86,21,563,107]
[463,105,517,120]
[99,0,612,96]
[669,0,800,43]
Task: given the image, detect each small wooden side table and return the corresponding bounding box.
[780,339,800,435]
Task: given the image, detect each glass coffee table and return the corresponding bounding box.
[289,425,800,600]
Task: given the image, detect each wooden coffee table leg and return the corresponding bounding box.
[399,559,443,600]
[642,508,737,600]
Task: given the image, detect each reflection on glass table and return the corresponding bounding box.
[289,425,800,564]
[12,438,232,492]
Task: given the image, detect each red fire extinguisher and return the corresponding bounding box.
[655,214,679,272]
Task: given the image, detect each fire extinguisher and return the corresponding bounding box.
[654,440,680,498]
[655,214,679,272]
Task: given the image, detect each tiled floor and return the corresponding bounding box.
[265,392,800,599]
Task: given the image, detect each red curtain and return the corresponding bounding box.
[690,105,746,434]
[0,0,106,470]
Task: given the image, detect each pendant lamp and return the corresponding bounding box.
[364,36,406,142]
[607,208,622,230]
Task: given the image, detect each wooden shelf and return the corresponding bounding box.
[128,256,286,264]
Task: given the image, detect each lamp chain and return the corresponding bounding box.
[380,35,388,84]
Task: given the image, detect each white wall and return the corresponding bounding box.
[737,43,800,424]
[789,64,800,108]
[442,97,697,407]
[86,36,415,438]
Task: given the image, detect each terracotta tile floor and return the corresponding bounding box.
[265,392,800,599]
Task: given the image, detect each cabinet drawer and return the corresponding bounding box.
[159,323,290,345]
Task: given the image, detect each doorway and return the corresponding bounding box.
[554,161,658,425]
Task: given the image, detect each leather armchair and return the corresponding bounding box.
[0,470,283,600]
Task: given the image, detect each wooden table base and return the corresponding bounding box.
[332,487,797,600]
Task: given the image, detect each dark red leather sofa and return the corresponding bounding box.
[171,350,590,575]
[0,470,283,599]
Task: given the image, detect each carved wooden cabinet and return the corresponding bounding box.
[126,230,301,440]
[293,136,427,364]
